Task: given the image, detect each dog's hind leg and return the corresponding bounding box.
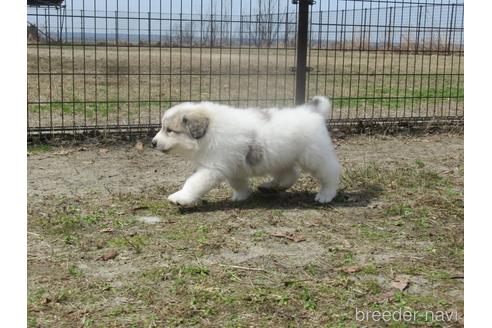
[258,167,299,193]
[300,149,341,203]
[228,177,252,201]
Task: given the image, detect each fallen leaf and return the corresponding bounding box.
[41,297,52,305]
[53,149,73,155]
[135,141,144,151]
[339,238,351,248]
[99,227,114,233]
[99,148,109,154]
[368,201,387,209]
[390,277,409,291]
[368,291,394,303]
[100,250,118,261]
[270,232,305,243]
[341,266,362,274]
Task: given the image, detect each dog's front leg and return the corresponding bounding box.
[168,169,223,206]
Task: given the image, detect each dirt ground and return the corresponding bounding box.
[27,133,464,327]
[28,133,461,198]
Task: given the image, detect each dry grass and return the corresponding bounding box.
[27,134,464,327]
[27,45,463,129]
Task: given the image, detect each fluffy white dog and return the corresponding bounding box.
[151,96,341,206]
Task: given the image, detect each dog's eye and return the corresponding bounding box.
[166,128,173,134]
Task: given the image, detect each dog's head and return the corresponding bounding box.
[151,103,209,155]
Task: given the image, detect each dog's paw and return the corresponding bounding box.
[315,190,336,204]
[231,189,252,201]
[168,191,200,206]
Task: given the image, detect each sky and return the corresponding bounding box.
[27,0,463,45]
[28,0,465,19]
[55,0,299,15]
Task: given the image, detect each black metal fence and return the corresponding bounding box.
[27,0,464,137]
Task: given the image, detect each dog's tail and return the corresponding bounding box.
[306,96,332,119]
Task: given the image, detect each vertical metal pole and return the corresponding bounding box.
[295,0,311,105]
[447,4,456,54]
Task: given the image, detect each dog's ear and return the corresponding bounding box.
[182,111,209,139]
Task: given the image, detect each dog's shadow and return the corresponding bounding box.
[179,184,384,214]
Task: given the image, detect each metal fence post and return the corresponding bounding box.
[26,0,464,138]
[293,0,313,105]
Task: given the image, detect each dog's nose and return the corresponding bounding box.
[151,139,157,148]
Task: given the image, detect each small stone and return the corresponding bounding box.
[137,216,162,224]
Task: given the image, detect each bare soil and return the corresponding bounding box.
[28,133,462,198]
[27,133,464,327]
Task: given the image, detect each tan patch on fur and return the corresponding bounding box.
[246,142,263,166]
[183,110,209,139]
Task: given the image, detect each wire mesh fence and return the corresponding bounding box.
[27,0,463,137]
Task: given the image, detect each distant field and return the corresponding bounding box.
[27,45,463,129]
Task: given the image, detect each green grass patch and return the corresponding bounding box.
[342,162,452,192]
[28,100,169,118]
[28,144,52,153]
[27,145,463,327]
[68,265,83,278]
[107,235,149,253]
[251,230,268,242]
[386,203,414,218]
[331,83,463,110]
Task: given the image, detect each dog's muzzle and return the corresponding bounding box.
[151,139,157,148]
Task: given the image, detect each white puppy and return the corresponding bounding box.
[152,96,341,206]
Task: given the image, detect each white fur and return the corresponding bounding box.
[152,96,341,206]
